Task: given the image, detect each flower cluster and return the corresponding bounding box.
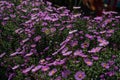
[0,0,120,80]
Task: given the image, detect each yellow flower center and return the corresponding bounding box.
[83,43,88,47]
[103,64,107,67]
[51,70,55,74]
[86,61,91,65]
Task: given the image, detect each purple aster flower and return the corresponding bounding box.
[31,44,36,48]
[39,59,45,64]
[48,68,57,76]
[42,22,48,26]
[106,34,112,37]
[50,27,56,33]
[99,41,109,47]
[100,74,105,79]
[51,18,59,22]
[41,27,48,32]
[97,38,109,47]
[62,69,71,78]
[85,34,94,40]
[74,71,86,80]
[45,8,53,12]
[52,44,66,55]
[22,65,34,74]
[79,31,84,34]
[84,58,93,66]
[105,71,115,77]
[81,42,89,49]
[62,51,72,56]
[34,35,41,42]
[43,46,50,51]
[15,28,22,34]
[12,65,20,70]
[46,1,52,6]
[1,21,7,26]
[53,59,66,66]
[88,47,102,53]
[114,66,118,70]
[44,15,51,21]
[54,23,60,27]
[66,24,73,29]
[112,55,117,59]
[101,63,110,69]
[46,57,52,61]
[3,17,9,20]
[106,29,114,34]
[21,38,29,45]
[94,16,103,21]
[70,40,78,47]
[41,66,50,72]
[62,47,68,54]
[108,60,115,66]
[31,65,41,73]
[92,55,99,60]
[10,14,16,18]
[74,50,87,58]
